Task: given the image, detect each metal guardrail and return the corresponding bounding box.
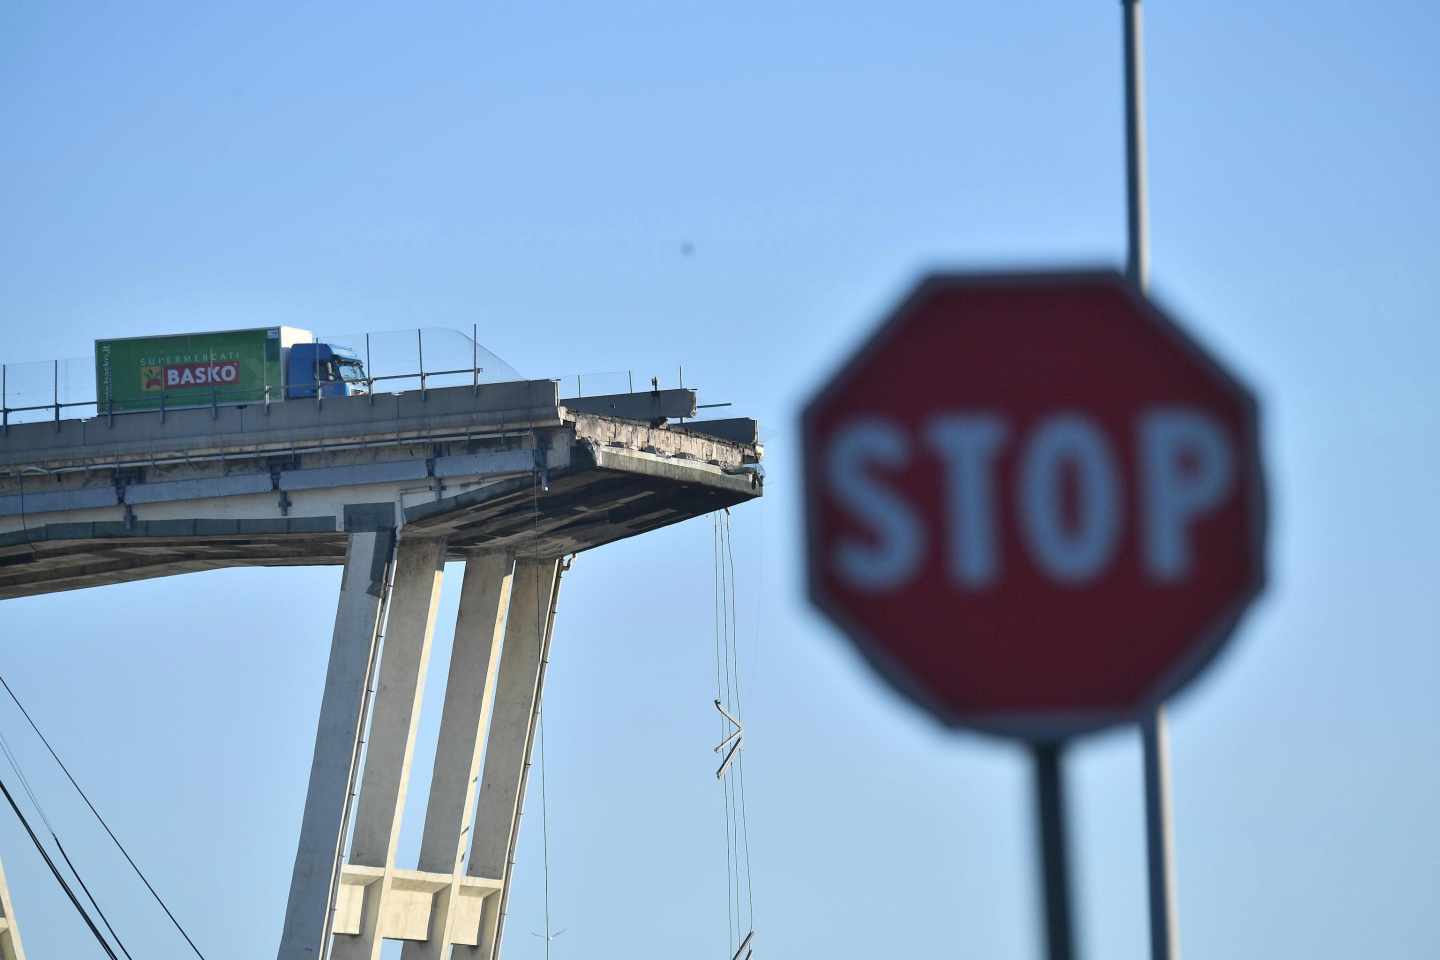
[0,360,94,427]
[0,327,528,431]
[0,327,700,433]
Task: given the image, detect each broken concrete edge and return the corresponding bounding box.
[568,415,761,467]
[581,443,763,496]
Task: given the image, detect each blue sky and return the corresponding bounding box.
[1,0,1437,956]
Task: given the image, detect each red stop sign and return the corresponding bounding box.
[802,271,1266,739]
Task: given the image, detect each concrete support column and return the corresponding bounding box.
[332,536,448,960]
[0,852,26,960]
[458,557,562,960]
[401,553,516,960]
[279,528,396,960]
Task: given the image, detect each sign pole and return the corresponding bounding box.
[1122,2,1180,958]
[1123,0,1149,289]
[1033,741,1075,960]
[1141,710,1179,960]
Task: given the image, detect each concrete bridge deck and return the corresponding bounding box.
[0,379,762,598]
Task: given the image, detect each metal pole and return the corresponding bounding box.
[1123,0,1149,290]
[1123,3,1178,958]
[1143,709,1180,960]
[1033,742,1075,960]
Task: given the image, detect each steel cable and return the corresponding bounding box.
[714,513,737,951]
[723,511,757,931]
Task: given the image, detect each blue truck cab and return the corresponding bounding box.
[287,342,364,399]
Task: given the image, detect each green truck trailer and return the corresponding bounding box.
[95,327,362,413]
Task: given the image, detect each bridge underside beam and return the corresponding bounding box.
[0,427,759,599]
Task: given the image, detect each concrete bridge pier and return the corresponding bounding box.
[279,534,566,960]
[400,552,515,959]
[331,536,448,960]
[278,525,397,960]
[0,855,25,960]
[459,557,561,960]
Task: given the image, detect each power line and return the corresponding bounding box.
[0,673,209,960]
[0,772,118,958]
[0,727,132,959]
[53,835,134,960]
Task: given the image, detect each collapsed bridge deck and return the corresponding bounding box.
[0,379,763,598]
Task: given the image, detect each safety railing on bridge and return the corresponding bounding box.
[0,328,673,432]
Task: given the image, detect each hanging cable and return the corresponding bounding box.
[720,520,742,942]
[713,513,736,952]
[0,672,209,959]
[0,772,119,958]
[724,510,757,935]
[712,510,755,958]
[719,511,756,955]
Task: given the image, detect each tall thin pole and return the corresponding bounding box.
[1142,710,1179,960]
[1124,0,1149,289]
[1123,3,1179,959]
[1033,742,1075,960]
